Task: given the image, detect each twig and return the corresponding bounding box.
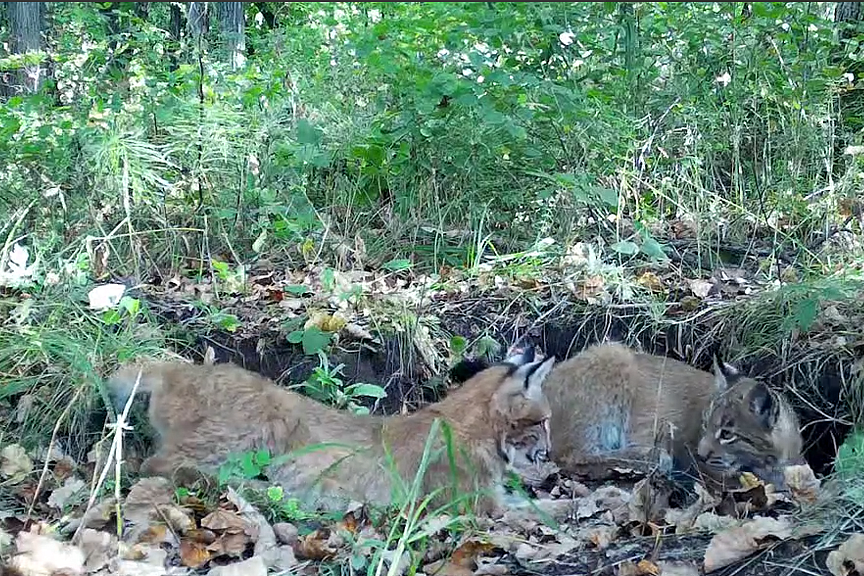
[24,387,84,529]
[73,368,143,545]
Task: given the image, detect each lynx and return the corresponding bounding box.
[452,342,804,491]
[107,348,556,516]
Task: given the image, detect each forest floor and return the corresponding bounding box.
[1,237,863,576]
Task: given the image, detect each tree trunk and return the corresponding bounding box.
[217,2,245,69]
[833,2,864,168]
[188,2,209,40]
[836,1,862,26]
[135,2,149,20]
[169,3,185,71]
[5,1,47,95]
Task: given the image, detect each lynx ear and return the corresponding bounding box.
[748,383,778,428]
[521,356,556,400]
[712,355,740,392]
[505,346,535,366]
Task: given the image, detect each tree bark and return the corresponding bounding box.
[169,3,185,71]
[188,2,209,40]
[5,1,47,95]
[217,2,245,69]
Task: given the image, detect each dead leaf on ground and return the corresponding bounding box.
[7,530,86,576]
[637,272,664,292]
[305,311,347,333]
[206,531,250,559]
[180,538,211,569]
[784,464,821,504]
[450,538,498,568]
[124,477,174,514]
[688,278,714,298]
[628,477,670,526]
[205,555,268,576]
[48,477,87,510]
[423,559,475,576]
[657,561,700,576]
[616,559,661,576]
[293,528,340,561]
[77,527,115,573]
[1,444,32,483]
[576,486,632,523]
[703,516,793,572]
[584,525,618,549]
[826,533,864,576]
[200,509,247,532]
[124,477,193,539]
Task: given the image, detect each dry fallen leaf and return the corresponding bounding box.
[703,516,793,572]
[77,527,115,573]
[205,555,268,576]
[637,272,664,292]
[586,525,618,550]
[688,278,713,298]
[738,472,762,490]
[294,529,340,561]
[200,509,247,532]
[124,477,174,515]
[207,531,250,559]
[423,560,474,576]
[826,533,864,576]
[180,538,211,569]
[657,561,700,576]
[450,539,498,568]
[784,464,821,504]
[1,444,32,483]
[616,559,660,576]
[7,531,86,576]
[48,477,87,510]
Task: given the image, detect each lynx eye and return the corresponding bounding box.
[717,429,737,444]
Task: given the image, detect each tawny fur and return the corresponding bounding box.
[107,355,555,515]
[511,342,804,490]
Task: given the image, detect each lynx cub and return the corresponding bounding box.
[454,342,804,491]
[107,348,556,515]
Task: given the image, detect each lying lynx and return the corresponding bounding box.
[107,348,556,515]
[453,342,804,491]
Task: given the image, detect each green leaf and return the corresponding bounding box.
[254,449,271,467]
[475,335,501,359]
[240,452,260,478]
[450,335,467,356]
[101,310,122,325]
[345,383,388,399]
[287,330,304,344]
[639,237,668,261]
[214,313,240,332]
[285,284,311,295]
[211,260,230,280]
[252,229,267,253]
[593,186,619,208]
[794,298,819,332]
[267,485,284,502]
[383,258,412,271]
[611,241,639,255]
[296,119,323,145]
[302,327,331,355]
[119,296,140,318]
